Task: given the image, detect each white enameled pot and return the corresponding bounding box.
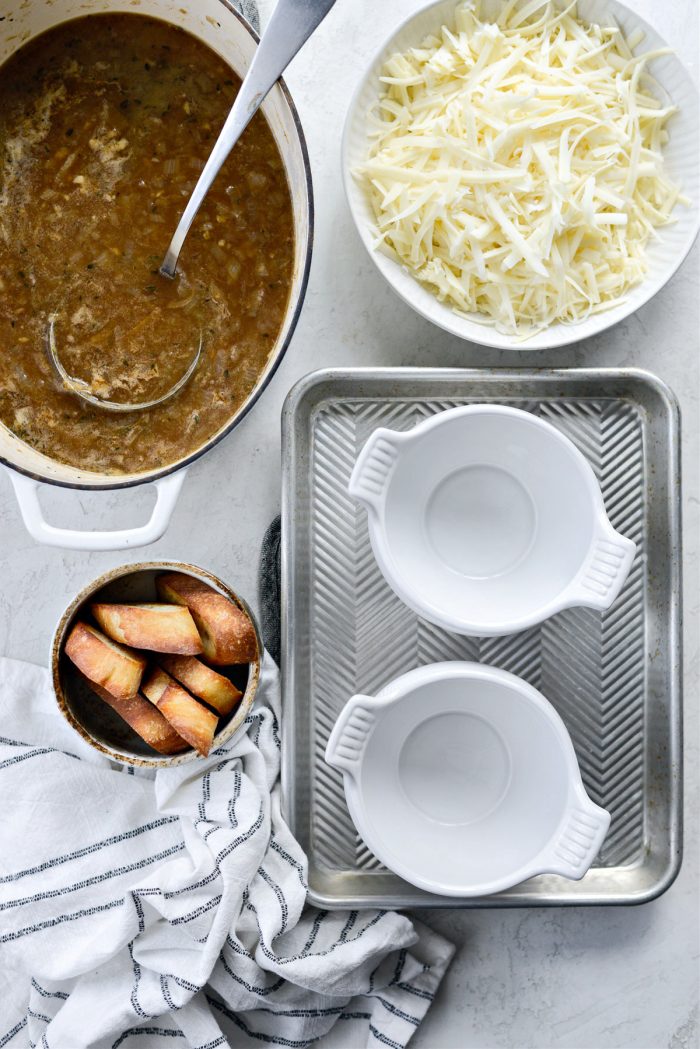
[349,404,636,636]
[0,0,313,550]
[326,662,611,897]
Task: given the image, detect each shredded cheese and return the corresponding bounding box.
[357,0,686,336]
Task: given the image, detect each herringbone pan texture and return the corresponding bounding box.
[310,398,644,875]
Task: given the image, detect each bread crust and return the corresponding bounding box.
[156,573,257,666]
[141,667,218,756]
[65,621,146,701]
[78,672,188,755]
[159,655,242,715]
[91,603,203,655]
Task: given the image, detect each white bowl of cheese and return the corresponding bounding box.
[342,0,700,349]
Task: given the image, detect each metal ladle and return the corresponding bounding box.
[47,315,202,412]
[160,0,338,278]
[48,0,335,412]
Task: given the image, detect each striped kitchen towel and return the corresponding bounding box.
[0,655,454,1049]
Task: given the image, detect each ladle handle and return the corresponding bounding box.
[161,0,338,276]
[6,468,186,551]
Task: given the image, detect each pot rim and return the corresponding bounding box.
[0,0,314,491]
[51,559,263,767]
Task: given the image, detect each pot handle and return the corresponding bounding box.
[6,468,186,551]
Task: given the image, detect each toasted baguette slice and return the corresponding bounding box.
[156,573,257,666]
[159,655,243,716]
[142,667,218,757]
[65,622,146,701]
[91,603,203,655]
[78,672,188,755]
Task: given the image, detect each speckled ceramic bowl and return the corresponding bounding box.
[51,561,261,767]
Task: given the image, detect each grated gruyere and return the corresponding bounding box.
[356,0,686,336]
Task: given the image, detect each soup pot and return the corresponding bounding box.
[0,0,312,550]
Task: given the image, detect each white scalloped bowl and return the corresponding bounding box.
[342,0,700,350]
[326,662,611,897]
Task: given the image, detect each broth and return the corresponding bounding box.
[0,13,294,473]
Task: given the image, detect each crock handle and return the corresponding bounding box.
[325,695,377,775]
[542,796,611,881]
[560,516,636,613]
[348,429,407,514]
[6,468,186,551]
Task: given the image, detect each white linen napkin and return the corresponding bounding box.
[0,656,454,1049]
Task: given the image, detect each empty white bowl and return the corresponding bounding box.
[342,0,700,350]
[348,405,636,636]
[325,662,611,897]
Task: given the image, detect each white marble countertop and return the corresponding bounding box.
[1,0,698,1045]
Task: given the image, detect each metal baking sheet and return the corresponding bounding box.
[281,368,682,908]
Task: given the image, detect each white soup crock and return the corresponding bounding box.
[326,661,611,897]
[349,404,636,636]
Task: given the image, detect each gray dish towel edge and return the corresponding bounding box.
[258,514,283,666]
[235,0,260,34]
